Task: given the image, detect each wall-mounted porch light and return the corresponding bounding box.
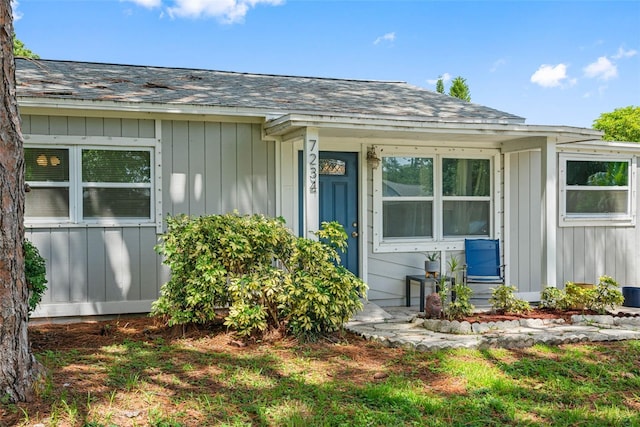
[367,146,381,169]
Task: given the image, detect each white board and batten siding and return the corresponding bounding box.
[24,115,276,319]
[509,148,640,293]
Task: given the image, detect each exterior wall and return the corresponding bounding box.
[24,115,276,318]
[506,151,543,294]
[556,157,640,287]
[507,148,640,294]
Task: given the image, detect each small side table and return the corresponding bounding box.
[406,274,440,312]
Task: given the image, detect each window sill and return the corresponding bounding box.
[559,217,635,227]
[26,221,158,229]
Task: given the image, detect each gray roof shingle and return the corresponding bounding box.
[16,59,525,124]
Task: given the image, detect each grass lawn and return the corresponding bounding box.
[2,317,640,426]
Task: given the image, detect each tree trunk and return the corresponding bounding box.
[0,0,40,402]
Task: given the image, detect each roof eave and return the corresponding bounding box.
[264,113,602,142]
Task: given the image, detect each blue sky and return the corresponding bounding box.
[12,0,640,128]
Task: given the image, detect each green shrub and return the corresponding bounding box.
[589,275,624,314]
[489,284,531,314]
[445,282,474,320]
[152,213,367,340]
[24,239,47,315]
[540,286,569,310]
[564,282,595,310]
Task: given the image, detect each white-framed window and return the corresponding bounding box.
[559,153,636,226]
[25,137,159,227]
[374,149,496,252]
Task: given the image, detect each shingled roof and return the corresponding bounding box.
[16,58,525,124]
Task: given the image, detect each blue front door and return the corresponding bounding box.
[299,151,359,276]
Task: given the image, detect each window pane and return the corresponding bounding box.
[83,188,151,218]
[25,187,69,218]
[383,200,432,238]
[566,190,628,214]
[382,157,433,197]
[25,148,69,182]
[82,150,151,183]
[443,201,490,236]
[567,161,628,186]
[443,158,490,196]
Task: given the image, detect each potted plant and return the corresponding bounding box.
[424,252,440,276]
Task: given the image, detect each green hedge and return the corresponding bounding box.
[152,213,367,339]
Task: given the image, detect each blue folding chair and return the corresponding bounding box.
[462,239,505,286]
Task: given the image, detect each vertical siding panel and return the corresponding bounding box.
[252,124,268,213]
[48,116,68,135]
[529,151,542,292]
[121,119,140,138]
[236,124,253,214]
[517,153,530,288]
[104,118,122,137]
[21,114,31,133]
[560,227,573,286]
[204,122,222,214]
[124,228,141,301]
[104,228,124,301]
[267,140,276,217]
[69,229,88,302]
[573,228,586,282]
[171,121,190,215]
[28,230,52,304]
[87,229,107,302]
[604,228,617,279]
[67,117,86,136]
[188,121,206,216]
[51,230,70,302]
[86,118,105,136]
[280,142,296,228]
[139,120,155,138]
[140,228,159,300]
[29,115,49,134]
[616,228,629,284]
[221,123,237,212]
[161,121,174,218]
[508,153,519,284]
[584,228,596,283]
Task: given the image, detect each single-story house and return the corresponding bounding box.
[16,58,640,319]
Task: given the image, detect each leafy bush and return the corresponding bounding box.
[152,213,367,339]
[564,282,595,310]
[445,282,474,320]
[540,286,569,310]
[24,239,47,315]
[543,277,623,314]
[489,284,531,314]
[589,275,624,314]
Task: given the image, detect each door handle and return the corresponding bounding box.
[351,231,359,238]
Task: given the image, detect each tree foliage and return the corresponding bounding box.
[448,76,471,102]
[436,77,445,94]
[12,35,39,58]
[152,213,367,340]
[593,106,640,142]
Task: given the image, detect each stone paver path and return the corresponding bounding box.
[345,301,640,351]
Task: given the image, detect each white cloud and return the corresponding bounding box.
[167,0,284,22]
[426,72,451,85]
[126,0,162,7]
[584,56,617,80]
[490,58,507,72]
[125,0,284,22]
[612,46,638,59]
[530,64,570,88]
[11,0,23,20]
[373,32,395,45]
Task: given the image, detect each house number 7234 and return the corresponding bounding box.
[308,139,318,193]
